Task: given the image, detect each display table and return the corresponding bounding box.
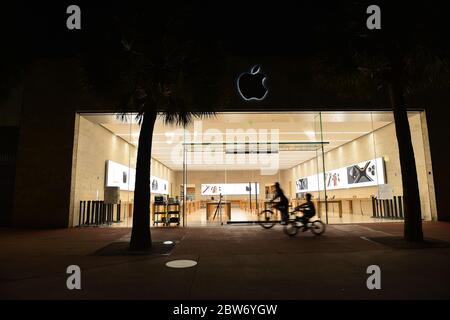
[291,198,373,219]
[315,200,343,218]
[206,201,231,221]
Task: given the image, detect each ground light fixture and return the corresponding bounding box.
[163,241,174,245]
[166,260,198,268]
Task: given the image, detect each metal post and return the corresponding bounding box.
[182,127,187,227]
[393,196,398,219]
[248,182,252,214]
[87,201,91,225]
[318,112,328,224]
[376,198,380,218]
[94,201,98,225]
[78,201,82,226]
[371,197,376,218]
[398,196,404,219]
[254,182,259,213]
[389,199,394,219]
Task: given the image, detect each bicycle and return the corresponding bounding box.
[258,202,281,229]
[258,202,326,236]
[283,216,326,237]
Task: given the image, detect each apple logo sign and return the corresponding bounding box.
[237,65,268,101]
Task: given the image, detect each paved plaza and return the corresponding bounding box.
[1,222,450,299]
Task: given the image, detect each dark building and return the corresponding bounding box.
[1,2,449,227]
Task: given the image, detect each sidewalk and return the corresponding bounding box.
[1,222,450,299]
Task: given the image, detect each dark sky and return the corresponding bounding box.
[1,1,449,59]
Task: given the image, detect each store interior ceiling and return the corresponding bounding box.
[82,112,395,171]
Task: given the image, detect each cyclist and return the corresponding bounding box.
[296,193,316,231]
[271,182,289,224]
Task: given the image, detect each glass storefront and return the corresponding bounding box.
[71,111,436,228]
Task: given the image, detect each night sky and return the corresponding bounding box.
[1,1,449,60]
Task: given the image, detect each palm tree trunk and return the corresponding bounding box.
[130,111,157,251]
[389,80,424,242]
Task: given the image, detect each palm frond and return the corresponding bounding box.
[161,111,216,126]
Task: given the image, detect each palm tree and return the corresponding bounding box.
[120,110,216,251]
[311,2,450,241]
[121,111,215,251]
[80,4,224,250]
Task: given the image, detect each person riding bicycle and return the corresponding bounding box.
[271,182,289,224]
[296,193,316,231]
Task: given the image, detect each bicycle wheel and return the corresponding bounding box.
[310,220,326,235]
[259,210,276,229]
[283,221,299,237]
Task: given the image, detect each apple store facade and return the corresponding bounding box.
[5,59,445,229]
[68,110,436,228]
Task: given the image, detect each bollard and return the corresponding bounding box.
[99,201,103,225]
[86,201,91,225]
[371,197,376,218]
[380,200,385,218]
[82,201,86,226]
[106,203,110,224]
[78,201,82,226]
[94,201,98,225]
[117,202,121,222]
[393,196,398,219]
[376,198,381,218]
[101,201,106,225]
[388,199,392,218]
[386,199,391,218]
[385,200,388,218]
[92,201,96,225]
[96,201,99,224]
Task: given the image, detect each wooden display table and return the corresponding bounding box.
[292,198,373,219]
[315,200,342,218]
[336,197,373,215]
[240,200,264,213]
[206,201,231,221]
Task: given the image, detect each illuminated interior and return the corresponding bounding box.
[71,111,436,227]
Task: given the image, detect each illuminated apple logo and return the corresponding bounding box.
[237,65,268,101]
